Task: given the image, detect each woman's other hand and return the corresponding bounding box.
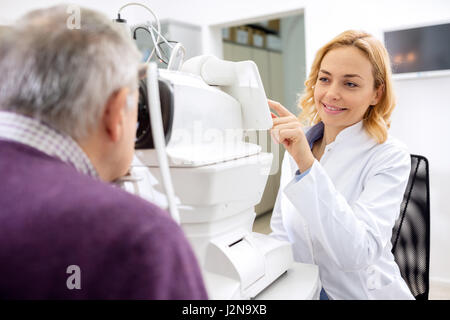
[268,99,315,173]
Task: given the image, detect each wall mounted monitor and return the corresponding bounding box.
[384,23,450,74]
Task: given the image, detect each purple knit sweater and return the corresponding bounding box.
[0,140,208,300]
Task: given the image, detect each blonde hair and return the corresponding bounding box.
[298,30,395,144]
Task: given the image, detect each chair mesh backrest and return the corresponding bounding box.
[391,154,430,300]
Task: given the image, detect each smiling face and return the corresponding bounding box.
[313,46,382,131]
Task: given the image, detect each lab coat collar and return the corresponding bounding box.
[305,121,324,149]
[305,120,365,148]
[291,120,368,176]
[334,120,364,144]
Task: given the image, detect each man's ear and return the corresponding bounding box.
[103,87,129,142]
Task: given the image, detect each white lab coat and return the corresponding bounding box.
[270,120,415,300]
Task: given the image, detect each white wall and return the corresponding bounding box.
[0,0,172,26]
[0,0,118,24]
[3,0,450,285]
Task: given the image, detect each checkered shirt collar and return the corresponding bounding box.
[0,111,98,178]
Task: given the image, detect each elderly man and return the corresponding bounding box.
[0,6,207,299]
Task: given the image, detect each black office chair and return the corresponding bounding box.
[391,154,430,300]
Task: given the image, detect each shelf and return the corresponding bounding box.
[223,40,282,53]
[246,23,279,36]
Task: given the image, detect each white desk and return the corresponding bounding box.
[203,262,321,300]
[255,262,321,300]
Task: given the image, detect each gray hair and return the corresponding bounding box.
[0,25,10,37]
[0,5,142,139]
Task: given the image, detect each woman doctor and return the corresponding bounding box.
[269,30,414,300]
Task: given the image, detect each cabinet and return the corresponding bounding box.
[223,42,285,216]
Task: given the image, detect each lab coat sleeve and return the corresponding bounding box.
[269,152,292,243]
[295,168,311,182]
[283,146,411,271]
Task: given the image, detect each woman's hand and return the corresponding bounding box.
[268,99,315,173]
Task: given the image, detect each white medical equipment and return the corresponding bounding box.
[118,55,321,299]
[115,2,185,69]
